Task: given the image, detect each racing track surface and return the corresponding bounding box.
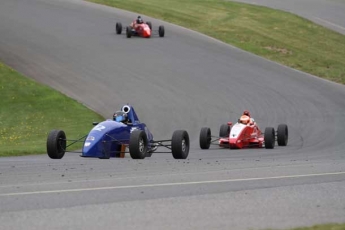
[231,0,345,35]
[0,0,345,229]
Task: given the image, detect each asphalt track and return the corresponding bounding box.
[0,0,345,229]
[231,0,345,35]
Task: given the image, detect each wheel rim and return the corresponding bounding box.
[181,139,186,153]
[58,138,65,153]
[58,140,63,152]
[139,138,145,153]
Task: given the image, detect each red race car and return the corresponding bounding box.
[199,121,288,150]
[115,21,165,38]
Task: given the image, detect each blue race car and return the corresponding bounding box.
[46,105,190,159]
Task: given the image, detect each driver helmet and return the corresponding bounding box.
[113,111,128,123]
[243,110,251,117]
[136,16,143,24]
[239,115,250,124]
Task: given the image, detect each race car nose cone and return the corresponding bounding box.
[143,28,151,38]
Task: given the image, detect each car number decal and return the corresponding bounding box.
[130,127,140,133]
[93,125,106,132]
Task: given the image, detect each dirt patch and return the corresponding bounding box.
[265,46,292,55]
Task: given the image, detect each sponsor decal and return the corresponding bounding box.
[86,136,95,141]
[93,125,106,132]
[130,127,140,133]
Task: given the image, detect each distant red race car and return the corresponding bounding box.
[199,121,288,150]
[115,21,165,38]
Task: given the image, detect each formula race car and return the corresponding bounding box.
[47,105,189,159]
[115,21,165,38]
[199,120,288,150]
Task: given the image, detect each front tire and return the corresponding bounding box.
[264,127,275,149]
[171,130,190,159]
[277,124,288,146]
[47,130,66,159]
[129,130,147,159]
[115,22,122,34]
[126,26,132,38]
[158,25,165,37]
[200,127,211,149]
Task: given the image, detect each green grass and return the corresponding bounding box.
[278,223,345,230]
[90,0,345,84]
[0,62,104,156]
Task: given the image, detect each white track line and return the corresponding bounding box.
[0,162,324,189]
[0,171,344,197]
[313,17,345,32]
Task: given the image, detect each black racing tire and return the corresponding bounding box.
[115,22,122,34]
[264,127,275,149]
[146,21,152,30]
[199,127,211,149]
[277,124,288,146]
[171,130,190,159]
[129,130,147,159]
[219,124,230,138]
[158,25,165,37]
[126,26,132,38]
[47,130,66,159]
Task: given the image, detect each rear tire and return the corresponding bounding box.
[277,124,288,146]
[129,130,147,159]
[158,25,165,37]
[146,21,152,30]
[200,127,211,149]
[126,26,132,38]
[171,130,190,159]
[264,127,275,149]
[115,22,122,34]
[219,124,230,138]
[47,130,66,159]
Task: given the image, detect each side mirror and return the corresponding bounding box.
[92,122,99,126]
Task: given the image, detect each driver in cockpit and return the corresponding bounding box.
[113,111,129,124]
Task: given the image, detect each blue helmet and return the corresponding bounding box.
[113,111,128,123]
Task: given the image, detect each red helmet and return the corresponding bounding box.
[243,110,250,117]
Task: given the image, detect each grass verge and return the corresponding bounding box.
[0,62,104,156]
[89,0,345,84]
[278,223,345,230]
